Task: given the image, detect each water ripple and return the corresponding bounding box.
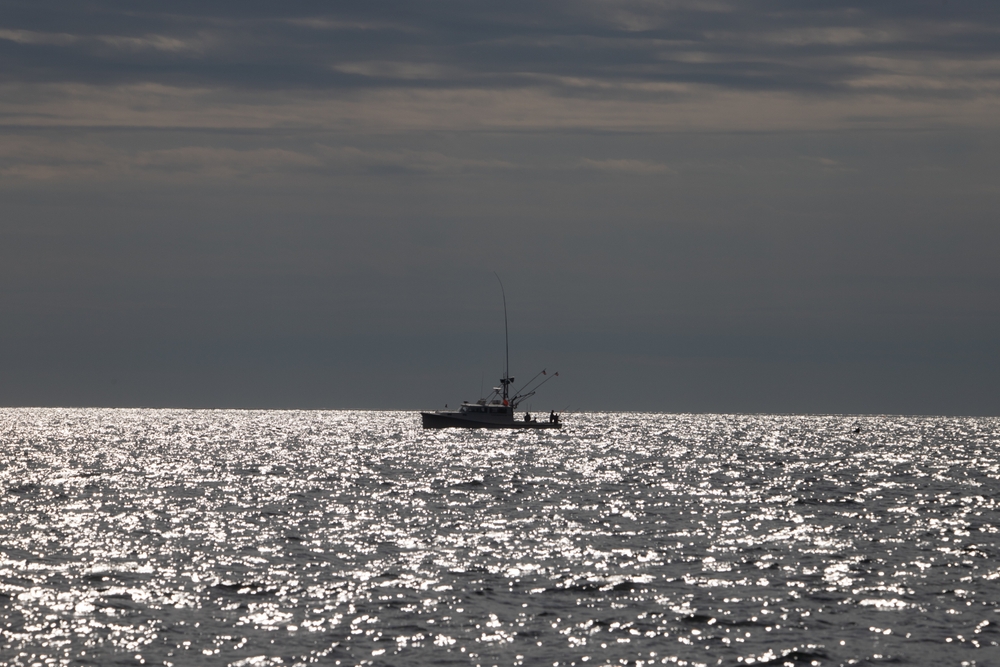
[1,409,998,666]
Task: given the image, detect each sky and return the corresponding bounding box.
[2,0,999,414]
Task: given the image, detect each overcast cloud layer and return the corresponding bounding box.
[2,1,999,413]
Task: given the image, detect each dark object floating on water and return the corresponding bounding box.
[421,275,562,430]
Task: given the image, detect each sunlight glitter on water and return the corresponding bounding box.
[1,409,999,666]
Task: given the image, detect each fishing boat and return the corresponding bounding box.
[421,277,562,429]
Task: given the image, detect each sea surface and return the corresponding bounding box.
[1,409,999,667]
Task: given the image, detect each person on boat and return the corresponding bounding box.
[549,410,555,423]
[524,412,531,422]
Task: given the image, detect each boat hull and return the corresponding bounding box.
[421,412,561,429]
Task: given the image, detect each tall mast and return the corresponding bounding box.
[494,272,510,402]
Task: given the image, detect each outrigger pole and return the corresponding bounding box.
[512,370,559,406]
[512,368,547,398]
[494,272,511,403]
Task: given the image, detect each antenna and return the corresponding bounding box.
[494,272,510,402]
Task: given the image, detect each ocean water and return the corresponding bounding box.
[1,409,998,667]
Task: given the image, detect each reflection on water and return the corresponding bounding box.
[1,409,998,666]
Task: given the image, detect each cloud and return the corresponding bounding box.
[0,134,325,181]
[0,133,513,183]
[3,81,1000,136]
[745,27,905,47]
[2,2,998,102]
[0,27,213,55]
[93,33,215,55]
[0,2,996,145]
[284,17,419,33]
[579,158,674,174]
[843,55,1000,95]
[319,146,514,173]
[0,135,121,180]
[330,61,455,81]
[132,147,323,176]
[0,28,78,46]
[582,0,736,33]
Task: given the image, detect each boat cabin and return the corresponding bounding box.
[459,401,512,415]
